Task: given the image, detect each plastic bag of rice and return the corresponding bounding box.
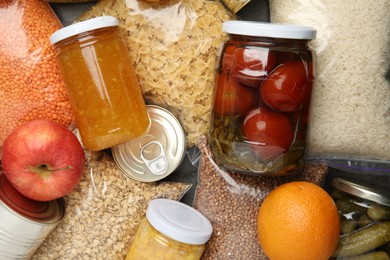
[77,0,235,148]
[32,146,191,259]
[269,0,390,173]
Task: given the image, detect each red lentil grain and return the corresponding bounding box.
[0,0,74,146]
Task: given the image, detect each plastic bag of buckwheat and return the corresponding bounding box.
[193,135,328,259]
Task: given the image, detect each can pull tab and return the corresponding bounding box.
[140,141,168,175]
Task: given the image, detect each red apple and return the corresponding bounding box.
[1,119,85,201]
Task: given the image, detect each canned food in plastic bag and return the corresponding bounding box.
[329,177,390,258]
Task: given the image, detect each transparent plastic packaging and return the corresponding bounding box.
[209,21,316,175]
[328,177,390,259]
[193,135,328,259]
[0,0,74,149]
[51,16,150,151]
[269,0,390,174]
[221,0,252,13]
[32,132,191,260]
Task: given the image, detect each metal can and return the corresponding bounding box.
[112,105,186,182]
[50,16,150,151]
[0,174,65,259]
[209,21,317,175]
[329,177,390,258]
[126,198,213,260]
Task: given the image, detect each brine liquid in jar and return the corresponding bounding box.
[50,16,150,151]
[209,21,317,175]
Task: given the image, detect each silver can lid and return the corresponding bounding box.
[330,177,390,207]
[112,105,186,182]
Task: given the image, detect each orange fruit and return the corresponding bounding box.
[257,181,340,260]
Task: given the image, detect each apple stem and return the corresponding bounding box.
[29,164,73,176]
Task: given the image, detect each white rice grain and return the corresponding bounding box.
[269,0,390,161]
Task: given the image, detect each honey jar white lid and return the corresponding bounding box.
[223,20,316,40]
[50,16,119,45]
[146,199,213,245]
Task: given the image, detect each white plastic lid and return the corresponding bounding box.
[50,16,119,45]
[146,199,213,245]
[222,20,316,40]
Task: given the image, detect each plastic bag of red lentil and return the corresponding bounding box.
[193,135,329,259]
[0,0,74,148]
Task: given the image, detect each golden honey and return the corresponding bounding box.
[51,17,150,151]
[127,218,205,260]
[127,199,212,260]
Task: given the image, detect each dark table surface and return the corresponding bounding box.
[51,0,389,206]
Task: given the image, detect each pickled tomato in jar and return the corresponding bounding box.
[209,21,316,175]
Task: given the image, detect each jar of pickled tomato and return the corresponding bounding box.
[127,199,213,260]
[50,16,150,151]
[209,21,317,175]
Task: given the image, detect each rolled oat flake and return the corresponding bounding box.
[112,105,186,182]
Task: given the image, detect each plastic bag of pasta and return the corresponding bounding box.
[77,0,235,148]
[222,0,252,13]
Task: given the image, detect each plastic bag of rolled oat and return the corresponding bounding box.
[32,131,191,260]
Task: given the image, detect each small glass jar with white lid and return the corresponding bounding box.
[126,198,213,260]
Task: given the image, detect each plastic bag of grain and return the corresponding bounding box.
[76,0,235,148]
[221,0,252,13]
[32,131,191,260]
[193,135,328,259]
[269,0,390,174]
[0,0,74,149]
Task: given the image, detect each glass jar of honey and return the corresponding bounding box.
[127,199,213,260]
[50,16,150,151]
[209,21,316,175]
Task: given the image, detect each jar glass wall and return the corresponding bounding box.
[51,17,150,151]
[127,218,205,259]
[209,21,316,175]
[126,199,212,260]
